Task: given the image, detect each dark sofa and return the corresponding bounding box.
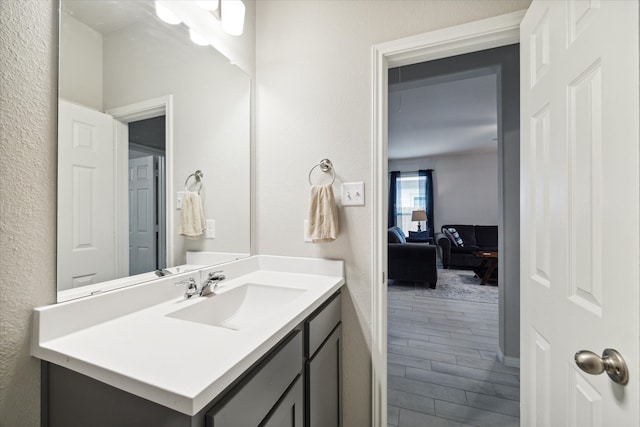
[388,226,438,288]
[436,224,497,270]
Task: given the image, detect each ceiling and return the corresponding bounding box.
[388,72,498,160]
[61,0,151,34]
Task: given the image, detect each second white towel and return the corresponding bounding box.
[179,191,206,239]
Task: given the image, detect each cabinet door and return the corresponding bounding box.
[261,375,303,427]
[207,331,302,427]
[306,324,341,427]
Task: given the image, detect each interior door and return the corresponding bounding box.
[128,155,158,275]
[57,100,116,290]
[520,1,639,425]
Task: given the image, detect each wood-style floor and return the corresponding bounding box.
[387,282,520,427]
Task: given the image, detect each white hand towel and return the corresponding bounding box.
[307,184,339,243]
[179,191,206,239]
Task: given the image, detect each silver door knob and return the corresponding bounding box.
[574,348,629,385]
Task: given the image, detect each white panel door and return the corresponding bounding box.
[521,1,639,425]
[128,155,157,275]
[57,100,116,290]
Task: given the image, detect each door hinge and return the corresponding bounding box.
[382,272,386,284]
[154,224,159,232]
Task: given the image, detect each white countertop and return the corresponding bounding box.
[31,256,344,415]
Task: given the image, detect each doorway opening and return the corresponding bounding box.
[128,116,167,275]
[386,46,518,425]
[370,12,524,426]
[387,54,519,425]
[107,95,175,276]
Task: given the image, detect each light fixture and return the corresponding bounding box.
[154,2,181,25]
[195,0,219,12]
[189,28,209,46]
[221,0,245,36]
[411,210,427,232]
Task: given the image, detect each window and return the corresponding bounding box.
[389,170,434,237]
[393,174,424,234]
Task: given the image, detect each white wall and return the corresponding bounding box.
[59,11,103,111]
[255,1,530,424]
[0,1,57,425]
[389,151,499,233]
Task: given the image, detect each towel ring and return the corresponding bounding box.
[308,159,335,186]
[185,170,204,194]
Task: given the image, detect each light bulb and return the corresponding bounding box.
[195,1,219,12]
[189,28,209,46]
[221,0,245,36]
[154,2,181,25]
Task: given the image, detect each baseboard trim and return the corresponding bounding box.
[497,346,520,368]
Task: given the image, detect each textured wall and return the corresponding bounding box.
[0,1,58,426]
[255,1,530,424]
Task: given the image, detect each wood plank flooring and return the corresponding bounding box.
[387,281,520,427]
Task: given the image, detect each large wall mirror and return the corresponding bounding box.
[57,0,251,301]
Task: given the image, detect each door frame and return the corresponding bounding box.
[370,11,524,425]
[106,95,175,270]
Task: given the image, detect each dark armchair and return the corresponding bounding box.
[388,226,437,289]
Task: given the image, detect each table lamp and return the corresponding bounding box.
[411,210,427,232]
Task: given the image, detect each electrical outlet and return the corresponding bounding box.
[206,219,215,239]
[342,182,365,206]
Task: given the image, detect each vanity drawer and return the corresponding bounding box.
[206,330,303,427]
[305,292,341,358]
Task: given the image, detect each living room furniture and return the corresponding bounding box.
[388,226,437,288]
[436,224,498,270]
[406,230,434,244]
[472,251,499,285]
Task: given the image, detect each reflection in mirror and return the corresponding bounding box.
[57,0,250,301]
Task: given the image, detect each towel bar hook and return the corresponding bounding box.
[185,170,204,194]
[308,159,336,186]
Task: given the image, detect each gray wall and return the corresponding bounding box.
[0,1,57,425]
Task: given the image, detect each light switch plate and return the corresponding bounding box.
[342,182,365,206]
[206,219,215,239]
[176,191,185,210]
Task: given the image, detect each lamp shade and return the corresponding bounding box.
[411,210,427,222]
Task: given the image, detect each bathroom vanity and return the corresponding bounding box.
[32,256,344,427]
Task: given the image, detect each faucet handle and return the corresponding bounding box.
[208,270,225,279]
[178,277,198,299]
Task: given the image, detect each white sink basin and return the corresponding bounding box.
[166,283,306,330]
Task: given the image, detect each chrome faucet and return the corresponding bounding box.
[199,271,226,296]
[178,277,199,299]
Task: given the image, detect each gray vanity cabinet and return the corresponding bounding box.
[305,293,342,427]
[205,330,303,427]
[261,376,304,427]
[208,291,342,427]
[42,290,341,427]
